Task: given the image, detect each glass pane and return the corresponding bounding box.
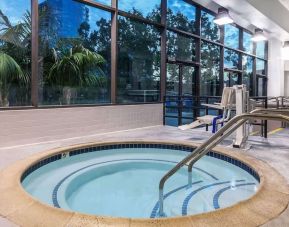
[201,11,220,42]
[224,24,240,49]
[167,0,197,33]
[117,16,160,103]
[167,31,196,62]
[200,42,220,96]
[118,0,161,22]
[39,1,111,105]
[166,64,179,96]
[242,55,253,95]
[257,77,266,96]
[0,0,31,107]
[224,49,239,69]
[165,117,178,126]
[256,59,266,75]
[224,72,240,87]
[243,31,253,54]
[182,66,195,96]
[92,0,111,6]
[256,41,266,59]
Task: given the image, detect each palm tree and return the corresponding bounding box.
[0,10,31,106]
[48,45,106,105]
[0,52,28,106]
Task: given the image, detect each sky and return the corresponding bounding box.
[0,0,30,25]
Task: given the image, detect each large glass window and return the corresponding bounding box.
[0,0,31,107]
[256,59,266,75]
[117,16,161,103]
[224,24,240,49]
[243,31,253,54]
[167,31,196,62]
[256,41,266,59]
[224,49,239,69]
[167,0,197,33]
[38,1,111,105]
[242,55,253,95]
[118,0,161,21]
[224,72,240,87]
[201,11,220,42]
[200,41,220,96]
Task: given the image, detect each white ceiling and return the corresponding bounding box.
[197,0,289,41]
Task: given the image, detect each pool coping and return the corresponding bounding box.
[0,140,288,227]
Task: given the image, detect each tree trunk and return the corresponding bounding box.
[63,86,77,105]
[0,90,9,107]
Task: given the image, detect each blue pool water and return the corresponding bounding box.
[22,148,258,218]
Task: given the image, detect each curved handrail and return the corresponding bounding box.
[158,109,289,217]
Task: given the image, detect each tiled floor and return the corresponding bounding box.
[0,125,288,226]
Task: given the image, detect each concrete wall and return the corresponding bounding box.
[0,104,163,148]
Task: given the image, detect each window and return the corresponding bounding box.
[224,24,240,49]
[118,0,161,21]
[166,64,179,96]
[257,77,267,96]
[243,31,253,54]
[224,72,240,87]
[0,0,31,107]
[224,49,239,69]
[92,0,111,6]
[167,31,196,62]
[117,16,161,103]
[201,11,220,42]
[242,55,253,95]
[256,41,266,59]
[167,0,197,33]
[200,41,220,96]
[39,1,111,105]
[256,59,266,75]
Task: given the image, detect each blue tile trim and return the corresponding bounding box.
[51,159,216,209]
[181,180,246,216]
[150,181,203,218]
[21,143,260,183]
[213,183,256,209]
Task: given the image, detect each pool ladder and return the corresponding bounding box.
[158,109,289,217]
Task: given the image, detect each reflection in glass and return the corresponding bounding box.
[92,0,111,6]
[182,66,195,96]
[256,41,266,59]
[39,1,111,105]
[167,31,196,62]
[166,64,179,96]
[256,59,266,75]
[224,49,239,69]
[224,72,240,87]
[201,41,220,96]
[243,31,253,54]
[118,0,161,21]
[257,77,266,96]
[167,0,196,33]
[117,16,160,103]
[242,55,253,95]
[224,24,239,49]
[0,0,31,107]
[201,11,220,42]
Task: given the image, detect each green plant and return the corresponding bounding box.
[47,45,106,104]
[0,52,28,106]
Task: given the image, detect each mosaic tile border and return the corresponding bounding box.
[21,143,260,183]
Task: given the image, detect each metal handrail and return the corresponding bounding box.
[158,109,289,217]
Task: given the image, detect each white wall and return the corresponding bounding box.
[267,37,285,96]
[0,104,163,148]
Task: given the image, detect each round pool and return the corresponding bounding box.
[21,143,259,219]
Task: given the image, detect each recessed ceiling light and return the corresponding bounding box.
[213,8,234,26]
[252,28,267,42]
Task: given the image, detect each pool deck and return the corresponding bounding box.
[0,125,288,226]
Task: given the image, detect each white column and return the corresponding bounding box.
[267,37,285,96]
